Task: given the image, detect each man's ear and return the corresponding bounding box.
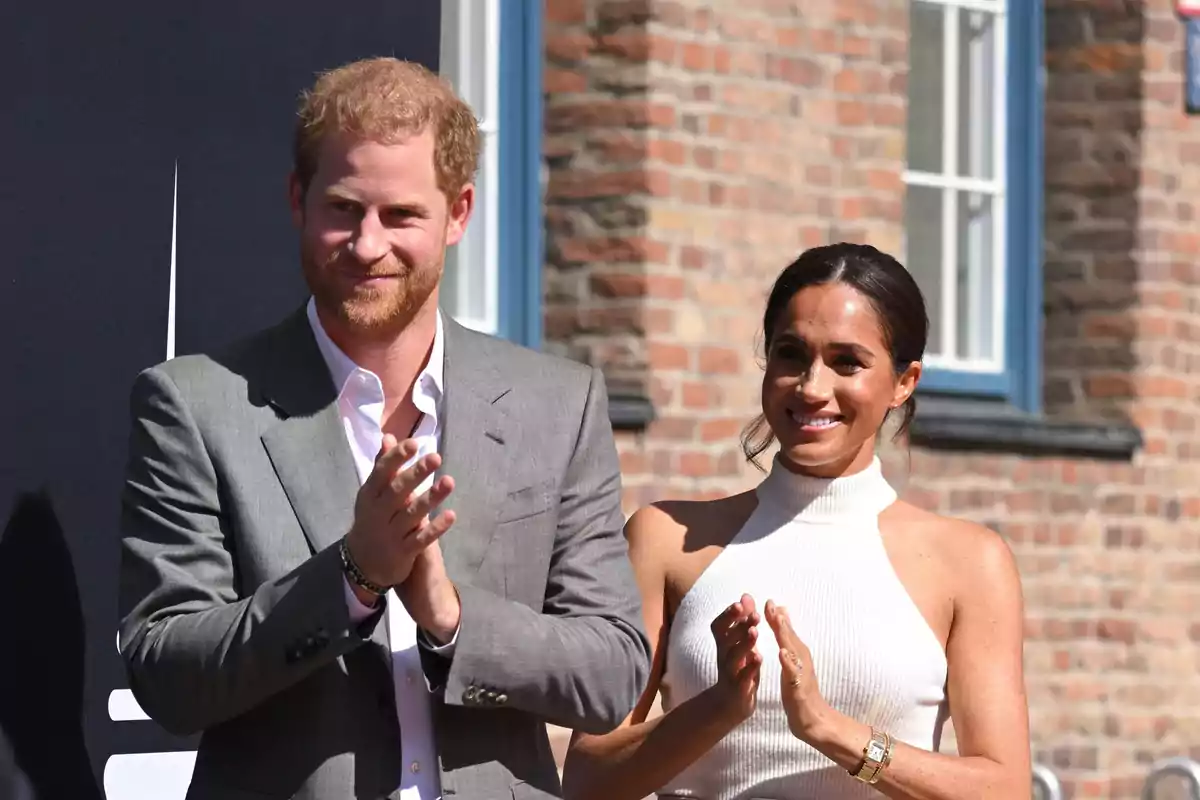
[444,183,475,247]
[288,172,305,229]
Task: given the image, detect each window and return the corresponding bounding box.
[903,0,1043,411]
[439,1,543,348]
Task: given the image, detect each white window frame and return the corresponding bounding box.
[904,0,1008,374]
[439,0,501,335]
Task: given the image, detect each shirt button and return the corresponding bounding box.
[410,761,420,774]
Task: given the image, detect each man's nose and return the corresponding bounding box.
[350,211,389,263]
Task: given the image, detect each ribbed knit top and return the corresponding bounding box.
[657,457,948,800]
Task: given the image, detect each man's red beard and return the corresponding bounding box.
[302,245,442,337]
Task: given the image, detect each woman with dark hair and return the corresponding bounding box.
[562,243,1030,799]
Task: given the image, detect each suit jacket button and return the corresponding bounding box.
[495,693,508,705]
[463,686,477,703]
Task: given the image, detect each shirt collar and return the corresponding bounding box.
[305,297,444,405]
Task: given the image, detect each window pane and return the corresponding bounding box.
[904,184,945,358]
[907,2,945,174]
[955,191,997,361]
[439,0,494,120]
[439,0,499,334]
[441,132,496,328]
[957,10,997,180]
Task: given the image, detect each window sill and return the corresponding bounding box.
[608,393,656,431]
[909,395,1142,460]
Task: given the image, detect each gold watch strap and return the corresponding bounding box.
[851,728,893,784]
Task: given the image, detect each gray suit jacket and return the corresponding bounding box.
[118,308,651,800]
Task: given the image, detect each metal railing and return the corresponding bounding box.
[1029,758,1200,800]
[1142,757,1200,800]
[1032,763,1064,800]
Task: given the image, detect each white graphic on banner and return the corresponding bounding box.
[103,162,197,799]
[166,161,177,361]
[104,753,196,799]
[106,690,148,723]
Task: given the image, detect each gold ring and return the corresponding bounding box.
[789,676,802,686]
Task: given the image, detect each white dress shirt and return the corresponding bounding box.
[306,298,451,800]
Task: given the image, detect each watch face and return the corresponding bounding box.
[867,741,886,761]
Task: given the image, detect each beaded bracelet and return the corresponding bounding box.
[339,536,388,596]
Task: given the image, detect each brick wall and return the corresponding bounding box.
[542,1,1200,797]
[543,0,910,511]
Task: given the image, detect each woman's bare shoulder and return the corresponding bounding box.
[883,501,1019,591]
[625,491,758,556]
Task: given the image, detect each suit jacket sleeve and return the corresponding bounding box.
[435,366,652,734]
[117,367,382,736]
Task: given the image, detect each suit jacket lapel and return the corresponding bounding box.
[256,308,360,557]
[437,318,513,582]
[252,310,514,587]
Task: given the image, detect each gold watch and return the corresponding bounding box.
[850,728,893,784]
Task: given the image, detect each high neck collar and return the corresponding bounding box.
[755,455,897,521]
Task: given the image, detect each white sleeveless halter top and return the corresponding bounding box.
[658,457,948,800]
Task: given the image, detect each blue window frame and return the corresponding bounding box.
[439,0,543,349]
[497,0,544,348]
[903,0,1044,412]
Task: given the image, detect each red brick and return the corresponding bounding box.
[619,448,647,475]
[647,343,690,371]
[651,416,697,441]
[680,381,714,409]
[866,169,902,192]
[592,132,648,163]
[546,169,670,199]
[681,42,710,71]
[700,418,743,442]
[595,0,652,27]
[713,46,732,74]
[699,346,741,374]
[647,138,687,165]
[1047,43,1143,72]
[680,246,707,270]
[679,451,715,477]
[545,33,593,64]
[842,35,873,58]
[579,306,647,334]
[544,68,588,93]
[561,237,669,265]
[544,0,585,24]
[596,31,650,61]
[547,100,675,132]
[835,101,870,126]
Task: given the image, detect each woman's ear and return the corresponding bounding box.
[890,361,922,409]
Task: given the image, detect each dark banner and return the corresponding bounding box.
[0,4,439,797]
